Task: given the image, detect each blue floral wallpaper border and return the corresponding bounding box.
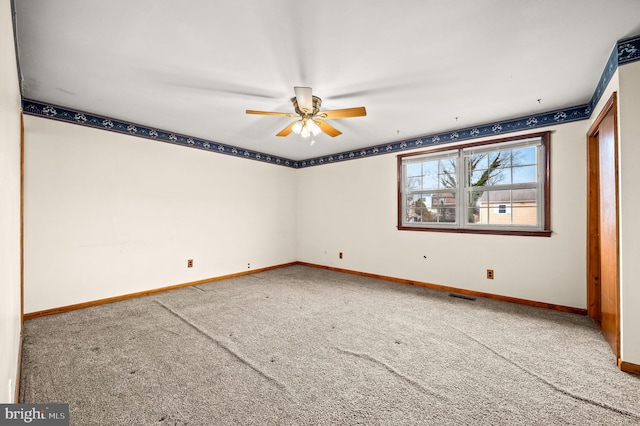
[618,34,640,66]
[297,104,590,168]
[22,36,640,169]
[588,34,640,114]
[22,100,296,168]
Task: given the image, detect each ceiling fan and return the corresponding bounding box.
[246,87,366,143]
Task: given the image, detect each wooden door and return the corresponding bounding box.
[587,93,620,357]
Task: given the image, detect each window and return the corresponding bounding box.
[398,132,550,236]
[496,204,508,214]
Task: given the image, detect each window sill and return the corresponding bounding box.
[397,226,552,237]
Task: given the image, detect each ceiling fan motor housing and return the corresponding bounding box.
[292,96,322,117]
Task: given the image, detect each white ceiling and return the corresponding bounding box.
[13,0,640,161]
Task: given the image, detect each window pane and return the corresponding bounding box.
[434,208,457,223]
[488,151,503,168]
[422,173,439,190]
[511,206,538,226]
[512,188,537,203]
[417,160,439,190]
[512,165,537,184]
[466,153,484,169]
[468,207,482,224]
[513,189,538,226]
[405,194,427,223]
[488,151,510,184]
[408,176,421,191]
[469,170,486,186]
[405,192,456,224]
[422,160,439,177]
[486,190,511,203]
[477,190,508,225]
[466,154,486,186]
[493,168,511,185]
[512,146,537,166]
[467,191,484,223]
[405,194,430,222]
[406,162,422,178]
[406,193,425,205]
[439,159,457,189]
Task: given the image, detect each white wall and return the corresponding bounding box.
[25,115,593,314]
[24,117,296,313]
[618,60,640,365]
[0,0,23,403]
[297,122,588,309]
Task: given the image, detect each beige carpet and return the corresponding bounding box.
[20,265,640,425]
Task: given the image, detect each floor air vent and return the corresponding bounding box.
[448,293,476,301]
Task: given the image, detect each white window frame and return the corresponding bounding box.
[401,149,460,226]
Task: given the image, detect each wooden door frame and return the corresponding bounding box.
[586,92,620,358]
[16,111,25,403]
[20,111,24,328]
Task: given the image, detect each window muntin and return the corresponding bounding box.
[398,133,550,236]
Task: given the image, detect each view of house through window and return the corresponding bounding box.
[398,132,550,235]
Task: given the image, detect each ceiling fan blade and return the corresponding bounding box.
[246,110,297,117]
[318,107,367,120]
[315,120,342,137]
[276,121,297,137]
[294,86,313,113]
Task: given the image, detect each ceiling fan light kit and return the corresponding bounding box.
[246,86,366,143]
[292,118,321,137]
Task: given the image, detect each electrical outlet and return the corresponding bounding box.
[486,269,494,279]
[339,252,343,259]
[247,262,251,269]
[187,259,193,268]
